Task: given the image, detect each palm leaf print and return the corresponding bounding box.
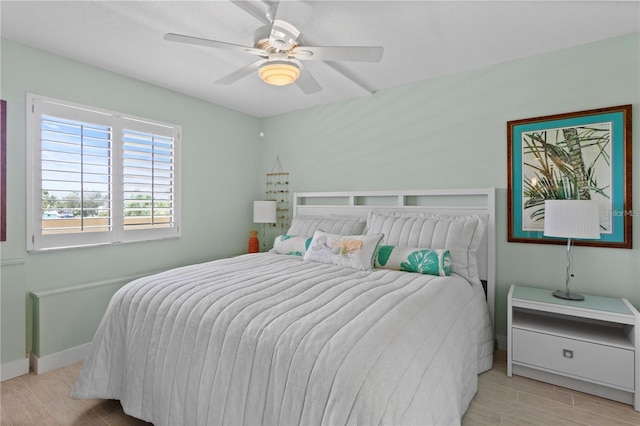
[377,245,394,266]
[401,250,439,274]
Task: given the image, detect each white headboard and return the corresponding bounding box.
[293,188,496,324]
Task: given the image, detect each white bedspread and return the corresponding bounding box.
[73,253,493,425]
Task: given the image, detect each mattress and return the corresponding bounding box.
[73,253,493,425]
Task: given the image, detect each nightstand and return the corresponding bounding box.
[507,285,639,411]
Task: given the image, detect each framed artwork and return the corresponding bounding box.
[507,104,632,248]
[1,100,5,242]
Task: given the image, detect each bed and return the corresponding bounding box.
[73,188,495,425]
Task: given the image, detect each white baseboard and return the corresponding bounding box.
[30,343,91,375]
[1,357,30,381]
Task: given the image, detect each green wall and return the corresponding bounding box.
[1,32,639,372]
[259,33,640,339]
[0,39,263,366]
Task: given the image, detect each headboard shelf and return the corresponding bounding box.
[293,188,496,325]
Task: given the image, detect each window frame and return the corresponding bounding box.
[26,93,181,252]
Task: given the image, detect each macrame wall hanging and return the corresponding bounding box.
[265,157,290,230]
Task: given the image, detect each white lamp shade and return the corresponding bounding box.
[543,200,601,239]
[253,201,277,224]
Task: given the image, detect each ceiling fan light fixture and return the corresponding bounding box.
[259,61,300,86]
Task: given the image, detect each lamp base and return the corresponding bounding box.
[553,289,585,301]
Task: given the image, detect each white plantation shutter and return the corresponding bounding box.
[121,118,177,237]
[40,114,112,233]
[27,94,181,251]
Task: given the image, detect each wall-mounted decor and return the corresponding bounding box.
[1,100,6,242]
[507,104,632,248]
[265,157,290,230]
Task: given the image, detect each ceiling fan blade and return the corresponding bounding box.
[164,33,266,56]
[265,0,280,23]
[295,62,322,94]
[291,46,384,62]
[215,60,267,85]
[270,1,313,28]
[297,35,376,94]
[230,1,271,25]
[324,61,376,94]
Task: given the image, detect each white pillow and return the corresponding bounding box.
[272,235,313,256]
[303,230,383,271]
[366,211,485,285]
[286,215,366,237]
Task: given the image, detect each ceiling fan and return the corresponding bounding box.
[163,2,383,94]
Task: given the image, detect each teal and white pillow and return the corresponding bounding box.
[375,245,451,276]
[272,234,313,256]
[366,211,484,284]
[303,230,383,271]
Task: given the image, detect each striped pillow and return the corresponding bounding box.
[286,215,366,237]
[366,211,485,285]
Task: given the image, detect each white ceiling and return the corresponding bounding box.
[2,1,639,117]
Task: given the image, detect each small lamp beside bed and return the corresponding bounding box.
[543,199,600,301]
[251,200,277,253]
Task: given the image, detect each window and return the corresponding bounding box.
[27,94,181,251]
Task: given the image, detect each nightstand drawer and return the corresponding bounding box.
[512,328,635,390]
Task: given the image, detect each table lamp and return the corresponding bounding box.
[543,199,600,301]
[252,200,277,252]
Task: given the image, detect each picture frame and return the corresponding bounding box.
[1,99,6,242]
[507,104,632,248]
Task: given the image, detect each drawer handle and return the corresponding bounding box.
[563,349,574,359]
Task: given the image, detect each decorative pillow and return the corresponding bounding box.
[272,234,313,256]
[286,215,366,237]
[365,211,486,285]
[375,246,451,276]
[303,230,383,271]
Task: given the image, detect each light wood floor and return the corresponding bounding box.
[463,351,639,426]
[1,350,638,425]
